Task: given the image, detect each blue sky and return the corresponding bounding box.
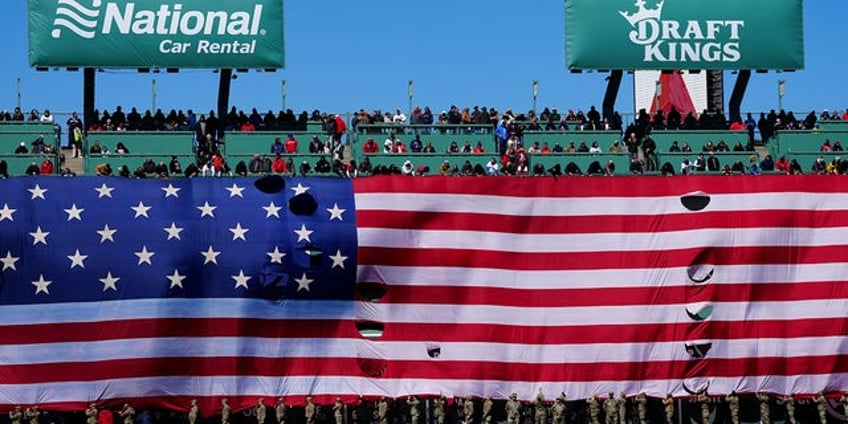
[1,0,846,117]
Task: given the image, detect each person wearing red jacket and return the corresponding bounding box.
[284,134,298,153]
[40,158,54,175]
[362,138,379,154]
[333,114,347,148]
[272,154,288,174]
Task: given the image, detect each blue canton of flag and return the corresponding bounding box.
[0,176,357,304]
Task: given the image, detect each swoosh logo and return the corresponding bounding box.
[51,0,102,39]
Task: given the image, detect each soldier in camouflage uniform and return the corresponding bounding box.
[756,393,770,424]
[306,397,317,424]
[24,406,41,424]
[275,398,287,424]
[334,398,344,424]
[9,406,23,424]
[603,393,618,424]
[697,394,710,424]
[482,397,493,424]
[662,395,674,424]
[119,404,135,424]
[85,404,98,424]
[783,394,796,424]
[588,396,601,424]
[814,392,827,424]
[618,393,627,424]
[635,393,648,424]
[188,400,199,424]
[256,398,267,424]
[506,394,521,424]
[551,394,566,424]
[407,397,420,424]
[434,396,447,424]
[533,391,547,424]
[377,397,389,424]
[464,398,475,424]
[221,399,231,424]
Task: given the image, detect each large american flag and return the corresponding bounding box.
[1,175,847,413]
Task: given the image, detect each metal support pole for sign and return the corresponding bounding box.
[654,80,662,112]
[778,79,786,112]
[151,78,157,113]
[408,80,414,118]
[532,80,539,114]
[282,80,287,111]
[16,78,22,111]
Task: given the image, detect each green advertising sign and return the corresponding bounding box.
[28,0,285,69]
[565,0,804,70]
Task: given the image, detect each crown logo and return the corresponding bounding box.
[619,0,665,27]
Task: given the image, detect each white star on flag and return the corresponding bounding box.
[94,183,115,198]
[131,201,152,218]
[28,184,48,200]
[200,246,221,265]
[229,223,249,241]
[197,201,217,218]
[161,184,181,198]
[1,251,20,271]
[97,224,117,243]
[226,183,246,198]
[64,204,84,221]
[263,201,282,218]
[326,203,346,221]
[267,246,286,264]
[329,249,348,269]
[163,223,184,240]
[291,183,310,195]
[67,249,88,269]
[99,272,120,292]
[294,224,314,242]
[232,269,252,289]
[295,273,314,292]
[32,274,52,295]
[166,269,187,289]
[134,246,155,265]
[29,226,49,245]
[0,204,17,222]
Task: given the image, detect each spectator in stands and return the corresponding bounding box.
[40,157,54,175]
[821,139,833,152]
[668,141,681,152]
[473,141,486,154]
[461,141,473,153]
[660,162,675,176]
[240,120,256,131]
[234,161,248,176]
[0,160,7,178]
[630,158,644,175]
[410,136,423,153]
[812,157,827,174]
[315,156,331,174]
[715,140,730,152]
[485,158,499,176]
[40,110,54,124]
[383,135,396,153]
[393,139,408,154]
[834,140,844,152]
[12,107,24,121]
[447,141,460,154]
[14,142,28,154]
[273,154,288,174]
[358,157,372,175]
[731,160,746,174]
[346,160,358,178]
[565,141,576,153]
[260,155,272,174]
[67,112,84,158]
[749,158,762,176]
[760,155,775,171]
[438,160,451,175]
[423,142,435,153]
[362,138,379,154]
[25,161,39,175]
[667,107,681,130]
[732,142,745,152]
[28,109,40,121]
[270,137,285,155]
[284,134,298,153]
[142,157,156,174]
[707,152,720,172]
[588,141,602,154]
[604,160,616,176]
[609,140,623,154]
[681,142,692,153]
[565,162,582,176]
[540,143,551,154]
[95,163,112,176]
[169,156,182,175]
[90,141,104,155]
[552,143,563,153]
[774,156,790,174]
[114,142,129,154]
[309,136,324,154]
[703,141,716,152]
[155,162,169,178]
[577,141,589,153]
[401,160,415,176]
[680,158,693,175]
[694,154,706,172]
[527,142,540,154]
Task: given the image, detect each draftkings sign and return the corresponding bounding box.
[565,0,804,70]
[28,0,285,68]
